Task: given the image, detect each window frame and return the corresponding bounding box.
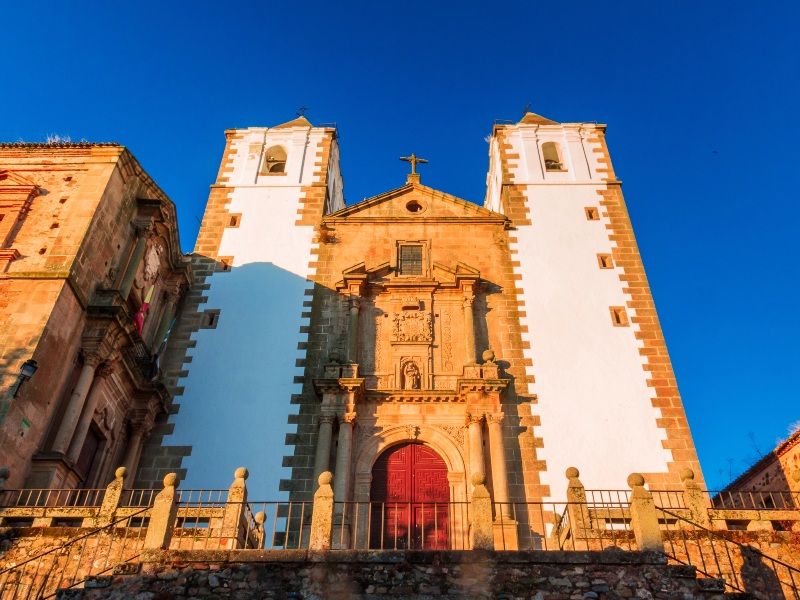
[394,240,429,278]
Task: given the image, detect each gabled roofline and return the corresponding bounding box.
[324,181,508,222]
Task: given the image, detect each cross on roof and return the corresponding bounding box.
[296,106,309,117]
[399,153,428,175]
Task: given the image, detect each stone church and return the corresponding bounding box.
[150,111,704,522]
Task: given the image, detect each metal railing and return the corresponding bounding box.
[0,507,149,599]
[659,507,800,599]
[0,488,105,508]
[169,499,313,550]
[120,488,159,508]
[333,501,470,550]
[585,489,687,510]
[710,489,800,511]
[506,500,637,551]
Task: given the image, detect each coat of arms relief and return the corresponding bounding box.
[391,311,433,343]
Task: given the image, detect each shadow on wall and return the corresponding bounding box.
[741,545,786,598]
[164,261,312,500]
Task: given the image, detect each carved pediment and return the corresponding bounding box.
[324,182,508,222]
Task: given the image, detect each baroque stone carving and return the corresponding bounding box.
[392,311,432,342]
[438,424,466,448]
[441,310,453,371]
[374,315,383,372]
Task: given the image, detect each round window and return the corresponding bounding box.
[406,200,423,213]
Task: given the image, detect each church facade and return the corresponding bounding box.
[154,112,703,521]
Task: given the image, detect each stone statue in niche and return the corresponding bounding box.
[402,361,421,390]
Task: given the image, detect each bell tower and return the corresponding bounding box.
[484,111,703,493]
[147,116,343,497]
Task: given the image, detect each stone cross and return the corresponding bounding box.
[399,153,428,175]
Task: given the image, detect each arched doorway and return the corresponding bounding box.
[370,442,450,549]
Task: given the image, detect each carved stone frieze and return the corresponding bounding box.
[392,310,432,343]
[437,424,466,448]
[441,309,453,372]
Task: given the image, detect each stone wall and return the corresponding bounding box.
[60,549,733,600]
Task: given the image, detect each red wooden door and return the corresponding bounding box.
[370,443,449,549]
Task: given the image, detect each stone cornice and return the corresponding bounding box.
[364,391,463,403]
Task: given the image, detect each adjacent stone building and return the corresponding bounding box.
[161,110,705,532]
[0,143,190,490]
[721,425,800,507]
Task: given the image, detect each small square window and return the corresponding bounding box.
[398,245,423,276]
[610,306,629,327]
[597,254,614,269]
[585,207,600,220]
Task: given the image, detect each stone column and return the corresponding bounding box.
[333,412,356,504]
[463,294,476,364]
[51,353,103,455]
[347,297,360,363]
[120,421,151,482]
[119,223,152,300]
[66,362,113,463]
[312,415,335,487]
[467,413,485,486]
[486,413,512,520]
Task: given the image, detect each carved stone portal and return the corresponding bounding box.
[392,311,432,343]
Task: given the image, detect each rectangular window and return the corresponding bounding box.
[597,254,614,269]
[585,207,599,220]
[399,245,423,276]
[609,306,629,327]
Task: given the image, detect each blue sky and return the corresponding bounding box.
[3,1,798,489]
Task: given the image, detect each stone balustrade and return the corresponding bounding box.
[1,464,799,553]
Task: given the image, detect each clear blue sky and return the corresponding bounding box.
[3,1,798,489]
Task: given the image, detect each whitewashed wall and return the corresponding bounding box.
[486,123,672,500]
[165,125,341,499]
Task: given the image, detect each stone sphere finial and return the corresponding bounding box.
[482,349,496,364]
[627,473,645,489]
[679,467,695,482]
[235,467,249,480]
[163,472,178,488]
[565,467,580,480]
[319,471,333,486]
[255,511,266,524]
[471,472,486,487]
[115,466,128,479]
